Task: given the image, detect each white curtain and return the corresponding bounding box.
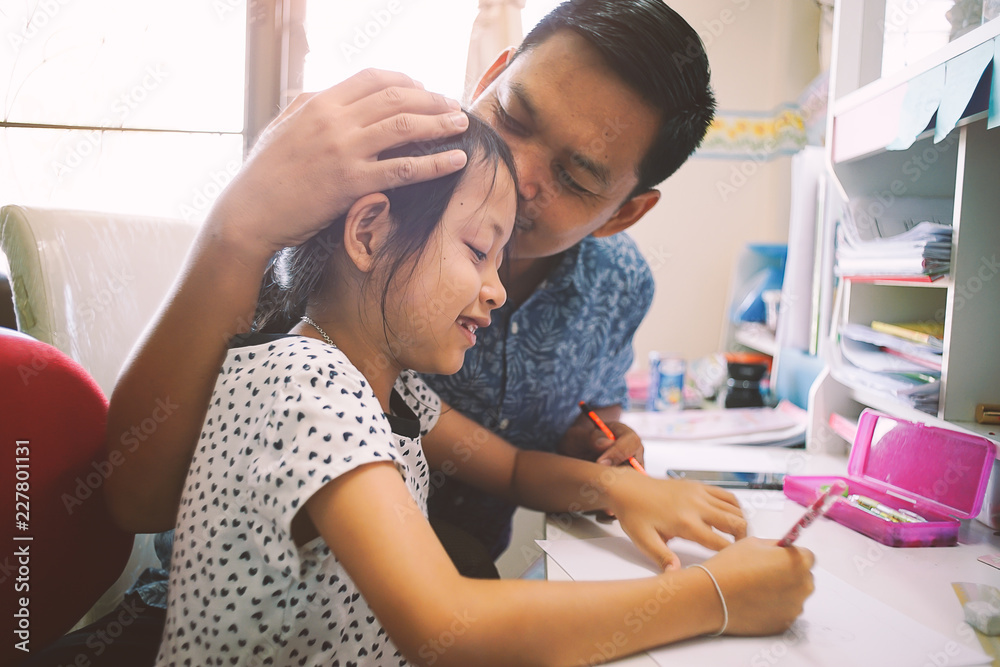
[463,0,526,102]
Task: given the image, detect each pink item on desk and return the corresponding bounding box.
[784,409,996,547]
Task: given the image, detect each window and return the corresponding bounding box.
[301,0,479,101]
[0,0,246,219]
[1,1,552,219]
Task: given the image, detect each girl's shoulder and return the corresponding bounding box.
[225,333,372,396]
[394,370,441,437]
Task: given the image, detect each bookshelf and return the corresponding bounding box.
[808,1,1000,457]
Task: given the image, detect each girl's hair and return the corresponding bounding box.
[253,113,518,334]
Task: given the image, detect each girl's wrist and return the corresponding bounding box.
[599,465,647,513]
[689,564,728,636]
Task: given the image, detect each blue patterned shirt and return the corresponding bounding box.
[422,234,655,557]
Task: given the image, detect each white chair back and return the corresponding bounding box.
[1,205,197,394]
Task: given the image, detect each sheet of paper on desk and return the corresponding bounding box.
[620,404,806,446]
[536,536,991,667]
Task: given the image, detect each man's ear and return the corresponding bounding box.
[343,193,391,273]
[592,189,661,238]
[471,47,516,100]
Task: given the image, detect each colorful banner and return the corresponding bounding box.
[696,105,809,160]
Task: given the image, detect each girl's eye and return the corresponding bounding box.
[467,244,487,262]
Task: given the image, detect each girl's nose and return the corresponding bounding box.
[483,267,507,310]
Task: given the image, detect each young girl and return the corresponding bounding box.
[157,115,814,667]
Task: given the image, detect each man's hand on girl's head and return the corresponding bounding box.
[208,69,471,260]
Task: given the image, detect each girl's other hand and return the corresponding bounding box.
[610,477,747,571]
[209,69,470,262]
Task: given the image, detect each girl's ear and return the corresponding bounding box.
[343,193,392,273]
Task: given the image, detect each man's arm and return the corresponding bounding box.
[423,404,746,570]
[104,70,470,532]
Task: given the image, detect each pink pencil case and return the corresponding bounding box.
[783,409,997,547]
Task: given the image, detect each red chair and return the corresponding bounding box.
[0,329,134,665]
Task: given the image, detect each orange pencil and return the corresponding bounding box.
[578,401,647,475]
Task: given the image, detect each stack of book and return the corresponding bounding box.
[836,320,943,414]
[836,221,953,281]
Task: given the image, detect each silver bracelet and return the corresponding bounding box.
[691,563,728,636]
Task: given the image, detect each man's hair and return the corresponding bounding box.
[515,0,716,197]
[253,113,518,333]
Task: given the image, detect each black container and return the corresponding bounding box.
[723,361,768,408]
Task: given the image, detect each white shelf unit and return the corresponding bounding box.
[808,1,1000,456]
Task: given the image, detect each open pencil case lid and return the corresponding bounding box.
[784,409,997,546]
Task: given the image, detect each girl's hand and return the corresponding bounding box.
[208,68,470,262]
[607,476,747,570]
[695,537,815,635]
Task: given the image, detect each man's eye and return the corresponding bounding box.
[556,166,589,195]
[494,103,526,136]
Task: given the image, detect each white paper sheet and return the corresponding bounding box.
[620,407,802,441]
[536,536,991,667]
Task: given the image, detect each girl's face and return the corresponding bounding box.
[387,159,517,375]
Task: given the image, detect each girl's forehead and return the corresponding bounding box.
[448,164,517,235]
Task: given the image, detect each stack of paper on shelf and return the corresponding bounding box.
[836,220,953,279]
[836,323,942,414]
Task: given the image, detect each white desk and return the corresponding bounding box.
[544,441,1000,666]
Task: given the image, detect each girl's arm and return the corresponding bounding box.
[423,404,746,570]
[103,70,471,532]
[306,461,815,667]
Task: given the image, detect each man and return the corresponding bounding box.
[105,0,715,573]
[421,0,715,559]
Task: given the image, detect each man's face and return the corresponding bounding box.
[470,29,660,261]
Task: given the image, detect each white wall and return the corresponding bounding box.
[629,0,822,368]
